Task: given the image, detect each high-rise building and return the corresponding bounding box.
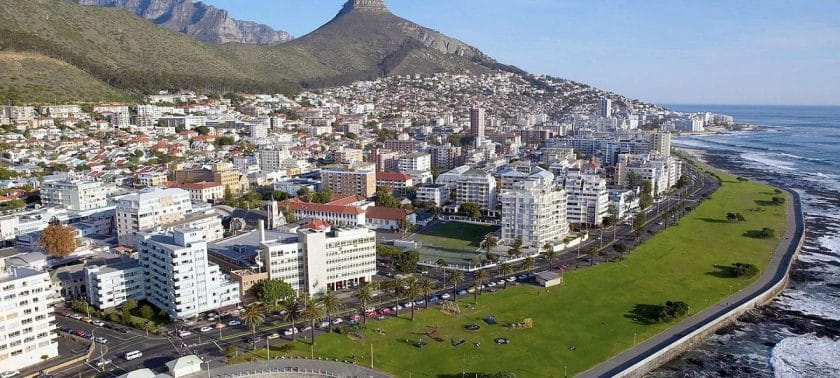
[456,168,497,211]
[563,171,610,226]
[249,123,268,140]
[137,229,240,319]
[469,107,485,146]
[116,188,192,247]
[0,263,58,369]
[41,180,108,211]
[85,260,146,310]
[500,170,569,247]
[598,97,612,118]
[651,132,672,157]
[398,152,431,173]
[320,164,376,198]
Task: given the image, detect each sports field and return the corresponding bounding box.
[412,221,499,265]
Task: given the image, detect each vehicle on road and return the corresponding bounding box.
[429,295,440,303]
[299,325,312,332]
[124,351,142,360]
[199,326,213,333]
[331,318,343,325]
[0,370,20,378]
[93,337,108,344]
[94,359,111,367]
[441,293,452,299]
[69,313,83,320]
[283,328,298,336]
[318,321,330,329]
[228,320,241,326]
[266,333,280,340]
[91,320,105,327]
[457,290,467,296]
[177,330,192,337]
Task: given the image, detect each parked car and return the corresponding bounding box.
[81,317,93,323]
[91,320,105,327]
[457,290,467,296]
[429,296,440,303]
[94,359,111,367]
[331,318,343,325]
[506,277,516,283]
[318,321,330,329]
[69,313,83,320]
[93,337,108,344]
[71,330,86,337]
[177,330,192,337]
[282,328,298,336]
[496,280,506,286]
[402,302,413,308]
[487,281,497,287]
[199,326,213,333]
[266,333,280,340]
[299,325,312,332]
[441,293,452,300]
[379,307,393,315]
[228,320,241,326]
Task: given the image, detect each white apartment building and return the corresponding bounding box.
[41,180,108,211]
[260,222,376,295]
[673,118,704,132]
[138,171,169,188]
[116,188,192,247]
[456,168,497,210]
[563,172,610,226]
[137,229,240,320]
[249,124,268,140]
[0,263,58,369]
[500,170,569,247]
[436,165,471,190]
[85,260,146,310]
[258,146,290,173]
[180,182,224,203]
[398,152,431,173]
[416,184,447,207]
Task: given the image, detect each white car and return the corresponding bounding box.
[266,333,280,340]
[331,318,343,325]
[299,325,312,332]
[283,328,298,336]
[441,293,451,300]
[402,302,413,308]
[177,330,192,337]
[91,320,105,327]
[228,320,241,326]
[497,280,506,286]
[69,313,84,320]
[487,281,497,287]
[94,337,108,344]
[318,321,330,329]
[94,359,111,367]
[199,326,213,333]
[506,277,516,282]
[0,371,20,378]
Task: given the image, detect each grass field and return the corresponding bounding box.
[238,172,787,377]
[412,222,499,265]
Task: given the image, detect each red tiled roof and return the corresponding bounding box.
[366,206,409,221]
[376,172,411,181]
[288,198,365,216]
[305,219,330,231]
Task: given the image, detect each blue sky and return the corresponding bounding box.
[203,0,840,106]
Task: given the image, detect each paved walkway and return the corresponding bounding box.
[185,359,391,378]
[581,189,805,377]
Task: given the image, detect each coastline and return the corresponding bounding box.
[582,150,806,378]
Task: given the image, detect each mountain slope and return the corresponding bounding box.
[0,0,518,102]
[0,52,130,104]
[74,0,292,45]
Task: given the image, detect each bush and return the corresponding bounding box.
[771,196,786,205]
[759,228,776,239]
[656,301,689,323]
[733,263,759,278]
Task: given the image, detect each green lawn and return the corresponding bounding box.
[239,173,787,377]
[413,222,499,265]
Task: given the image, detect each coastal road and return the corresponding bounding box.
[581,188,805,377]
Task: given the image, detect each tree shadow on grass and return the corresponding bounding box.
[754,199,775,207]
[706,264,738,278]
[625,304,664,325]
[743,230,769,239]
[698,218,729,224]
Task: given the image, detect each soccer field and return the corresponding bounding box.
[412,221,499,265]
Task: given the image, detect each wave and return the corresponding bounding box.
[770,335,840,378]
[741,152,797,171]
[775,289,840,321]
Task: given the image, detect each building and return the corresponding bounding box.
[383,140,424,153]
[651,132,671,157]
[85,260,145,310]
[137,229,240,319]
[436,165,471,190]
[500,170,568,247]
[0,262,58,369]
[333,149,364,164]
[172,162,245,194]
[456,168,497,211]
[398,152,431,173]
[375,172,414,193]
[470,107,485,145]
[427,144,462,170]
[284,195,366,226]
[674,118,704,132]
[365,207,415,230]
[258,146,289,173]
[416,184,447,207]
[598,97,612,118]
[563,172,610,226]
[116,188,192,247]
[137,171,168,188]
[261,222,376,295]
[320,164,376,198]
[179,181,224,203]
[41,180,108,211]
[249,123,268,140]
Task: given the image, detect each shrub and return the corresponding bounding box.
[733,263,759,278]
[656,301,689,323]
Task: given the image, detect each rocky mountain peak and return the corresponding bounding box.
[338,0,389,16]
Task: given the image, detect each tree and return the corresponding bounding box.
[640,181,653,210]
[297,187,313,202]
[139,304,154,319]
[522,256,534,272]
[374,189,400,208]
[613,242,627,254]
[461,202,481,219]
[316,290,342,333]
[224,345,238,359]
[279,296,303,341]
[448,270,464,300]
[405,278,420,321]
[480,234,498,256]
[194,126,210,135]
[509,238,523,258]
[251,279,295,307]
[543,244,557,270]
[771,196,786,205]
[656,301,689,323]
[416,277,435,309]
[121,299,138,314]
[355,283,376,325]
[312,188,332,204]
[40,224,77,258]
[632,213,647,243]
[499,263,513,288]
[758,228,776,239]
[393,250,419,274]
[733,263,759,278]
[242,303,266,348]
[223,186,234,204]
[473,270,488,304]
[302,296,324,345]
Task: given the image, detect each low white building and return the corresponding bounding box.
[416,184,448,207]
[180,181,224,203]
[41,179,108,211]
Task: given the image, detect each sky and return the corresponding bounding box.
[202,0,840,106]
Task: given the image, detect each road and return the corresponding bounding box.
[581,188,805,377]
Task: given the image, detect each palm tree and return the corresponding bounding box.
[242,302,266,349]
[302,296,324,345]
[386,277,405,316]
[473,270,488,304]
[522,256,534,272]
[355,283,375,326]
[405,281,420,321]
[316,290,341,333]
[447,270,464,300]
[543,243,557,270]
[498,262,513,288]
[509,238,523,258]
[480,234,497,255]
[279,296,303,341]
[416,277,434,309]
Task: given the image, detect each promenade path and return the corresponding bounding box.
[581,189,805,377]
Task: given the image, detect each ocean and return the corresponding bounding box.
[650,105,840,377]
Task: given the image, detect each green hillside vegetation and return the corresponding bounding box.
[0,0,503,103]
[0,52,130,104]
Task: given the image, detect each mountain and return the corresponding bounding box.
[74,0,292,45]
[0,0,520,103]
